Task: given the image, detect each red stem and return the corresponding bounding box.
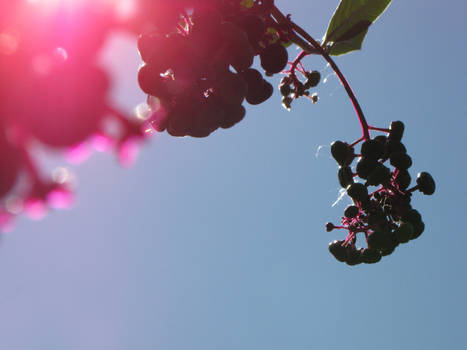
[271,7,370,140]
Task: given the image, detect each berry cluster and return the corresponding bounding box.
[0,1,148,230]
[326,121,435,265]
[137,0,290,137]
[279,70,321,110]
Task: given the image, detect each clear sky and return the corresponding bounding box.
[0,0,466,349]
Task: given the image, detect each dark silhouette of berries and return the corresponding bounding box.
[395,222,414,243]
[390,152,412,170]
[215,71,248,106]
[361,248,382,264]
[329,240,347,262]
[361,139,384,160]
[138,64,168,97]
[220,22,255,72]
[347,183,369,202]
[346,246,362,266]
[410,220,425,240]
[338,166,354,188]
[366,163,391,186]
[304,70,321,88]
[260,42,288,74]
[394,169,411,190]
[326,222,335,232]
[241,68,263,90]
[344,205,359,218]
[331,141,354,166]
[416,172,435,195]
[246,80,273,105]
[367,230,384,250]
[219,104,246,130]
[386,139,407,155]
[402,209,422,224]
[378,231,399,256]
[356,157,378,179]
[374,135,387,145]
[282,96,293,110]
[279,83,292,96]
[389,121,404,141]
[236,15,266,45]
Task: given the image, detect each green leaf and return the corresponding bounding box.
[323,0,392,56]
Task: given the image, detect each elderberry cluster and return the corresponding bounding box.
[326,121,436,265]
[137,0,291,137]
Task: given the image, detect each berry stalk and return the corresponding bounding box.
[270,6,370,140]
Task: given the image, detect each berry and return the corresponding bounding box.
[390,152,412,170]
[410,220,425,240]
[338,166,354,188]
[361,139,384,160]
[304,70,321,88]
[356,157,378,179]
[344,205,359,218]
[389,121,404,141]
[329,240,347,262]
[394,169,411,190]
[395,222,414,243]
[236,15,266,45]
[331,141,354,166]
[325,222,335,232]
[366,163,391,186]
[346,246,362,266]
[361,248,382,264]
[260,42,288,74]
[246,80,273,105]
[346,183,369,202]
[279,83,292,96]
[386,139,407,155]
[416,172,436,195]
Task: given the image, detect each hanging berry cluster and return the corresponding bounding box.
[326,121,435,265]
[137,0,293,137]
[1,0,436,266]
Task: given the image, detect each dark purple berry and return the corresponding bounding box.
[338,166,354,188]
[361,139,385,160]
[260,42,288,74]
[344,205,359,218]
[416,172,435,195]
[347,183,369,202]
[331,141,354,166]
[329,240,347,262]
[389,121,404,141]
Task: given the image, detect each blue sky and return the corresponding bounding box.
[0,0,466,349]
